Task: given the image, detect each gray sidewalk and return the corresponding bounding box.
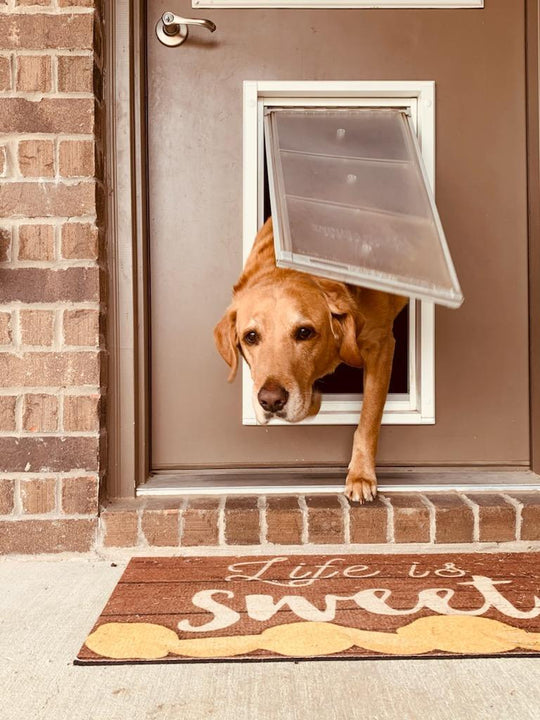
[1,557,539,720]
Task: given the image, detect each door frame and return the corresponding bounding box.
[527,0,540,488]
[105,0,149,497]
[105,0,540,498]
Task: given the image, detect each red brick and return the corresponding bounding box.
[57,54,93,93]
[0,395,17,431]
[20,477,56,514]
[61,223,98,259]
[58,0,93,6]
[349,497,388,543]
[225,496,260,545]
[507,493,540,541]
[20,310,55,346]
[18,140,54,178]
[23,393,58,432]
[63,394,99,432]
[0,227,10,262]
[424,493,474,544]
[0,312,12,345]
[141,508,180,547]
[0,98,93,133]
[389,494,431,543]
[306,495,344,544]
[59,140,94,178]
[266,495,303,544]
[101,506,139,548]
[182,497,220,546]
[145,498,185,512]
[0,14,93,50]
[63,309,99,346]
[465,493,516,542]
[18,224,55,261]
[521,499,540,541]
[0,518,97,553]
[0,268,98,302]
[61,475,99,515]
[0,479,15,515]
[16,55,52,92]
[0,436,98,471]
[0,181,95,218]
[0,56,11,91]
[0,352,100,387]
[16,0,53,5]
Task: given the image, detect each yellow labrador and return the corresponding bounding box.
[214,218,407,503]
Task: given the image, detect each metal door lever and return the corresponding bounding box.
[156,11,216,47]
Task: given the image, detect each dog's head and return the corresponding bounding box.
[214,273,362,424]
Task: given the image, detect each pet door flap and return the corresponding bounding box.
[264,107,463,308]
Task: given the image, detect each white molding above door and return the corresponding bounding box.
[194,0,482,8]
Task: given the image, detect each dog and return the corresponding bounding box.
[214,218,408,503]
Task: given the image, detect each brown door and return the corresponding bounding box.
[147,0,529,472]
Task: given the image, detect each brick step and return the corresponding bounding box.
[99,491,540,549]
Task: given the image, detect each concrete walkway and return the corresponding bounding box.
[1,557,539,720]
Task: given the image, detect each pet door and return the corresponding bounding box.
[264,107,463,308]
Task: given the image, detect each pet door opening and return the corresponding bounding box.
[262,151,409,396]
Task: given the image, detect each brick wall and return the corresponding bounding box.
[0,0,104,553]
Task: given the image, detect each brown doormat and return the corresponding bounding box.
[77,553,540,664]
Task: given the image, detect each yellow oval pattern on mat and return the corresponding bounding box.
[85,616,540,660]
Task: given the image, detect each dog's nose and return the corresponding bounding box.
[258,382,289,413]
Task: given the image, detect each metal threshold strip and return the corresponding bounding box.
[137,467,540,496]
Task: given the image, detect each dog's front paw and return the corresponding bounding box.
[344,473,377,504]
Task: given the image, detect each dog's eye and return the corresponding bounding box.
[243,330,260,346]
[295,326,316,341]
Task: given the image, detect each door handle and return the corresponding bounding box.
[156,11,216,47]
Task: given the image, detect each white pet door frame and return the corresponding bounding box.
[242,80,437,426]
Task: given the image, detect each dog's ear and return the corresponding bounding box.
[332,311,363,368]
[315,278,363,368]
[233,217,275,294]
[214,307,239,382]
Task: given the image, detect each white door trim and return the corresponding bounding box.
[195,1,482,9]
[242,80,437,426]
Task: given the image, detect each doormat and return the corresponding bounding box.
[76,553,540,664]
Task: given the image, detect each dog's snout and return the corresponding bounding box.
[258,382,289,414]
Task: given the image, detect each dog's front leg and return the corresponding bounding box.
[345,332,395,503]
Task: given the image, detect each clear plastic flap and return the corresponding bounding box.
[264,108,463,308]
